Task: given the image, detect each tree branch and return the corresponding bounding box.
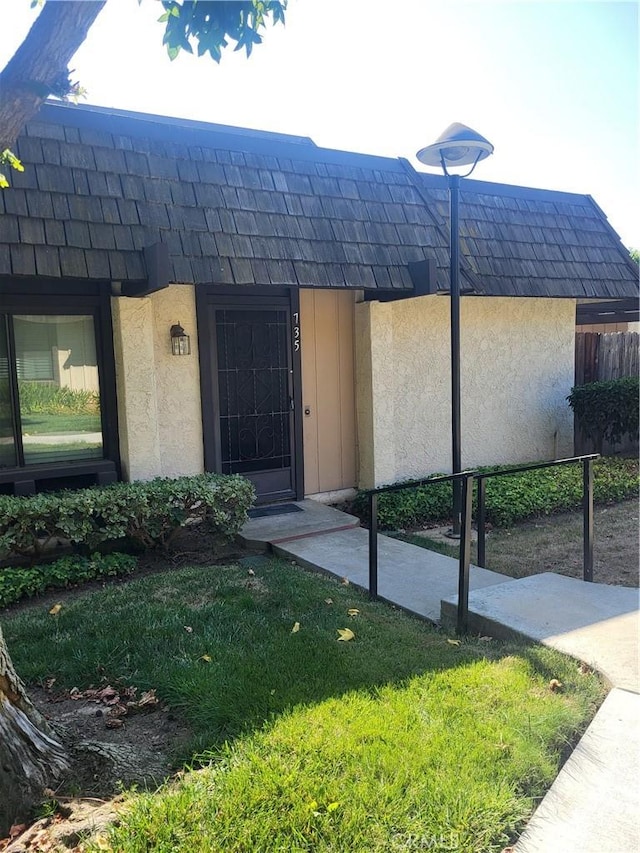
[0,0,107,151]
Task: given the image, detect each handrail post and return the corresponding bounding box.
[583,457,594,582]
[457,474,474,635]
[369,492,378,600]
[477,477,486,568]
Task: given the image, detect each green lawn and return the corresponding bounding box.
[2,557,604,852]
[21,412,101,435]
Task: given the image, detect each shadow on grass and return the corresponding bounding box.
[2,555,604,767]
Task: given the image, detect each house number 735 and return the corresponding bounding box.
[292,312,300,352]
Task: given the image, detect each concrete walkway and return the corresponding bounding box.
[239,499,640,853]
[242,499,513,622]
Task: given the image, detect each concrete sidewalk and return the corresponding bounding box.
[239,499,640,853]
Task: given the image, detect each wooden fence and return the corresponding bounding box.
[574,332,639,455]
[575,331,639,386]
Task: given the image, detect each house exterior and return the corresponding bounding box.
[0,102,637,501]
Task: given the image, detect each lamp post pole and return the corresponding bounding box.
[449,173,462,536]
[415,123,493,538]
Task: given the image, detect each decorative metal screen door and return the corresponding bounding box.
[212,305,295,501]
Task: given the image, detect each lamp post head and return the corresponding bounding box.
[416,123,493,175]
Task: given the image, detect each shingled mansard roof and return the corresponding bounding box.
[0,101,637,299]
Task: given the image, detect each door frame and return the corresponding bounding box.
[196,285,303,503]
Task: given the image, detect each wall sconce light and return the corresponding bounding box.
[170,322,191,356]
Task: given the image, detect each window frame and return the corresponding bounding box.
[0,279,120,492]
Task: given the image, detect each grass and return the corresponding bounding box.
[2,558,604,852]
[21,413,101,434]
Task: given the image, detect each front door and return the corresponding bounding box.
[201,296,298,503]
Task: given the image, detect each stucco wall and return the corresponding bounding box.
[355,296,576,488]
[111,285,204,481]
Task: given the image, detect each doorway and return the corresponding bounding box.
[198,291,301,503]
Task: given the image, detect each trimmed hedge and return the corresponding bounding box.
[352,457,639,530]
[568,377,639,451]
[0,552,137,609]
[0,473,255,562]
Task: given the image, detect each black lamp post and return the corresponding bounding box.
[416,123,493,536]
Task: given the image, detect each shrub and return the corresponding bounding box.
[0,552,137,609]
[353,458,639,530]
[568,377,639,452]
[17,381,100,415]
[0,473,255,562]
[352,479,453,530]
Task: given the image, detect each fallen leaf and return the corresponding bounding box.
[347,608,360,617]
[49,603,62,616]
[291,621,301,633]
[337,628,355,642]
[324,598,333,605]
[447,639,461,646]
[105,717,124,729]
[184,626,193,633]
[137,689,159,708]
[200,654,212,663]
[327,801,339,812]
[341,577,350,586]
[9,824,26,840]
[579,662,594,675]
[97,686,120,704]
[548,679,563,692]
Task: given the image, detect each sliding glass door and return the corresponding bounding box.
[0,317,17,469]
[0,313,104,469]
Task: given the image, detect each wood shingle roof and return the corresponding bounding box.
[0,102,637,299]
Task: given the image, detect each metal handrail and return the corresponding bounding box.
[367,470,477,633]
[475,454,599,581]
[364,453,600,635]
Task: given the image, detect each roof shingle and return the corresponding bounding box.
[1,101,636,300]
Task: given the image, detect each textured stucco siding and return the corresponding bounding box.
[111,285,204,482]
[355,296,576,488]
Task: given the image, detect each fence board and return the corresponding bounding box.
[574,332,639,455]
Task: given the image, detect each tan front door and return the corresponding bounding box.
[299,289,357,497]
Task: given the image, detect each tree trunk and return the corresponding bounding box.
[0,0,106,152]
[0,626,69,837]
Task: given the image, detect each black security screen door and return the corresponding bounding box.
[214,306,294,499]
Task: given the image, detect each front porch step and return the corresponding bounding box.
[239,499,360,549]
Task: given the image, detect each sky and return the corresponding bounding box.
[3,0,639,249]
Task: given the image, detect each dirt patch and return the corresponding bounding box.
[484,500,639,586]
[1,685,190,852]
[412,500,639,587]
[1,528,269,851]
[31,684,188,794]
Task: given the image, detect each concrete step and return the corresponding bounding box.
[273,525,513,623]
[239,499,360,549]
[441,572,639,692]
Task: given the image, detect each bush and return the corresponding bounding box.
[353,458,639,530]
[352,479,453,530]
[568,378,639,452]
[0,552,137,609]
[0,473,255,562]
[17,381,100,415]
